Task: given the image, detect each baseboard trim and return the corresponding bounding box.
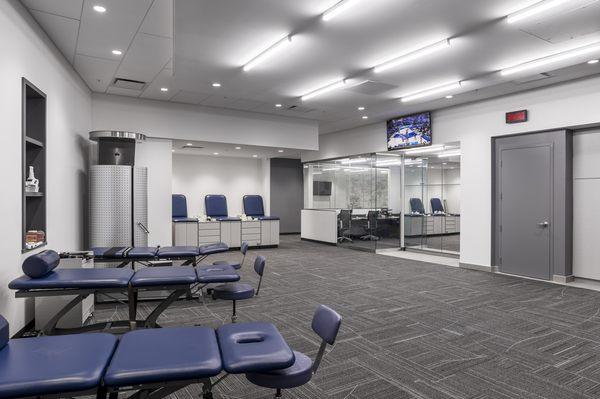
[300,238,337,246]
[460,262,499,273]
[553,274,575,283]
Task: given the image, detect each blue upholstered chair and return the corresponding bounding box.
[212,256,266,322]
[205,195,241,221]
[243,195,280,220]
[245,305,342,398]
[213,242,249,270]
[172,194,196,222]
[430,197,445,215]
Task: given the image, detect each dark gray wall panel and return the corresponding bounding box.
[270,158,303,234]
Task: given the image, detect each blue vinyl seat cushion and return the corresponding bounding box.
[213,260,241,270]
[9,268,134,290]
[216,322,295,374]
[257,216,280,220]
[246,351,313,390]
[92,247,129,258]
[196,266,240,284]
[156,246,200,258]
[0,333,117,398]
[104,327,222,387]
[172,217,197,223]
[130,266,197,287]
[127,247,159,258]
[198,242,229,255]
[212,283,254,301]
[0,317,8,350]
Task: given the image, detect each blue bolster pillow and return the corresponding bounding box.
[0,315,8,350]
[22,250,60,278]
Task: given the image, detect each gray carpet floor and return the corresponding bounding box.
[94,235,600,398]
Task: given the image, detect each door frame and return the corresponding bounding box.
[491,130,573,282]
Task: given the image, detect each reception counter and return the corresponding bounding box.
[301,209,338,244]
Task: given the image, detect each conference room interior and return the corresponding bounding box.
[3,0,600,398]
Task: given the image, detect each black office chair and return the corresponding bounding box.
[360,211,380,241]
[337,210,353,243]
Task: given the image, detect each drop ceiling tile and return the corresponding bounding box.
[139,67,175,100]
[74,54,120,91]
[29,10,80,63]
[106,86,142,97]
[76,0,152,59]
[116,33,172,83]
[169,90,212,105]
[200,95,238,108]
[139,0,173,38]
[22,0,83,20]
[228,98,265,111]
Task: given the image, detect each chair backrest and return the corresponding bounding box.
[430,197,445,213]
[339,209,352,228]
[311,305,342,373]
[205,195,229,218]
[254,255,266,296]
[366,210,379,223]
[243,195,265,217]
[241,242,249,255]
[172,194,188,218]
[409,198,425,214]
[0,315,9,350]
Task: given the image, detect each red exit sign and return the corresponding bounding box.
[506,110,528,124]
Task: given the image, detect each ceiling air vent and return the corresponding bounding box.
[181,144,204,149]
[113,78,146,91]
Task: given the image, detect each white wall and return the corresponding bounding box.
[304,75,600,269]
[572,130,600,280]
[0,1,92,332]
[92,94,319,151]
[172,154,266,217]
[135,139,173,246]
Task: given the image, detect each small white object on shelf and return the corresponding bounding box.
[25,166,39,192]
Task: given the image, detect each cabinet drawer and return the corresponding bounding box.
[198,222,220,230]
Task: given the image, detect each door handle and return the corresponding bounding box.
[537,221,549,228]
[137,222,150,235]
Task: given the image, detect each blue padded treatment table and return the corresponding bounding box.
[0,315,294,399]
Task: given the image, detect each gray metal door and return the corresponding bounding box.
[499,145,551,279]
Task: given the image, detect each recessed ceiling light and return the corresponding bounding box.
[111,50,122,55]
[160,87,168,92]
[588,59,599,64]
[445,95,454,99]
[93,5,106,13]
[186,143,192,146]
[243,36,293,72]
[275,104,282,108]
[278,149,284,153]
[252,154,258,158]
[357,106,365,111]
[212,82,221,88]
[171,149,175,153]
[213,152,219,155]
[362,115,368,119]
[235,146,241,150]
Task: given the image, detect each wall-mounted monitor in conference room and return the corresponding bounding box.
[313,181,332,196]
[386,111,432,151]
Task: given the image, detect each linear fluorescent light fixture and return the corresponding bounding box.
[374,39,451,73]
[501,42,600,76]
[403,145,445,155]
[341,157,367,164]
[243,35,293,72]
[400,81,462,103]
[322,0,359,22]
[301,79,346,101]
[438,151,461,158]
[507,0,569,24]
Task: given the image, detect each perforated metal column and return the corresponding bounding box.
[133,167,148,247]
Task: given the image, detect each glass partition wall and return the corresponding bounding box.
[303,144,460,256]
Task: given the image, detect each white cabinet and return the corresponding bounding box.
[35,257,94,330]
[260,220,280,246]
[172,221,199,246]
[198,221,221,245]
[241,221,261,246]
[220,221,241,247]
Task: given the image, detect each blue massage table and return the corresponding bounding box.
[9,251,240,336]
[0,314,295,399]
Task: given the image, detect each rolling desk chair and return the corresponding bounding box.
[360,210,380,241]
[337,210,353,243]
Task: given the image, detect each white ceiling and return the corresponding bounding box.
[21,0,600,135]
[171,139,301,160]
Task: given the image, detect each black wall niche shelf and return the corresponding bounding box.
[22,78,47,252]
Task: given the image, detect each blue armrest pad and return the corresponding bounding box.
[258,216,280,221]
[217,322,295,374]
[9,268,134,290]
[196,266,240,284]
[22,250,60,278]
[0,334,117,398]
[216,217,241,221]
[156,246,200,258]
[104,327,222,387]
[173,217,197,223]
[198,242,229,255]
[130,266,197,287]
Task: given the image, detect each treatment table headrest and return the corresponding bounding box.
[22,250,60,278]
[0,315,8,350]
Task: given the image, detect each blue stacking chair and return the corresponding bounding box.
[212,255,266,322]
[246,305,342,398]
[212,242,249,270]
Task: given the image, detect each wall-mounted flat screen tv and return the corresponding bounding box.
[387,111,432,151]
[313,181,332,196]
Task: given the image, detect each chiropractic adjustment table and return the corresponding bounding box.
[0,314,295,399]
[9,250,240,336]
